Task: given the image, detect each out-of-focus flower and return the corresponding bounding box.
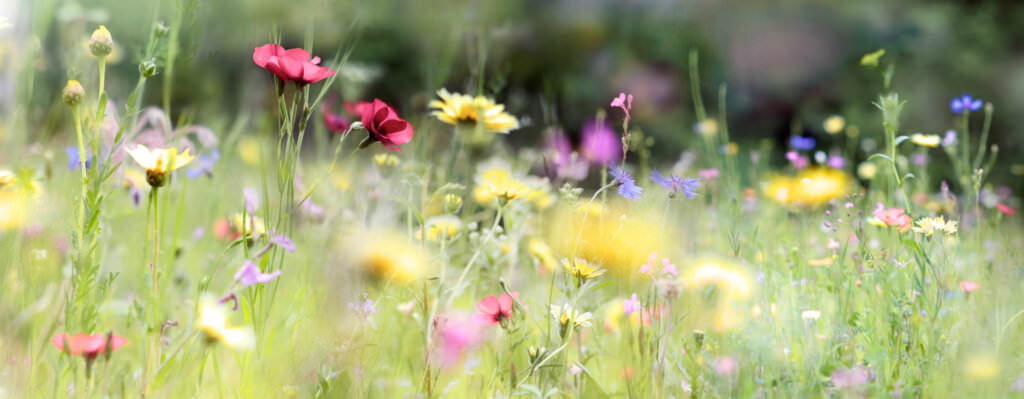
[581,119,621,164]
[234,260,282,288]
[713,356,738,376]
[563,257,605,283]
[871,204,912,233]
[827,155,845,169]
[789,136,816,151]
[51,333,126,359]
[269,234,296,252]
[698,168,720,180]
[764,168,853,208]
[963,353,999,380]
[62,80,85,107]
[551,304,593,334]
[243,188,259,214]
[185,149,219,179]
[321,103,351,134]
[910,133,940,147]
[996,203,1017,216]
[543,129,588,181]
[960,281,980,293]
[823,115,845,135]
[912,216,958,237]
[66,147,93,170]
[252,44,334,85]
[651,169,700,199]
[197,300,254,350]
[831,365,871,389]
[429,89,519,134]
[238,138,262,166]
[623,293,641,316]
[475,291,519,326]
[0,190,29,231]
[942,130,957,147]
[547,202,665,275]
[950,94,983,114]
[435,315,483,367]
[357,99,414,152]
[473,166,530,206]
[528,238,559,272]
[416,215,462,241]
[911,153,928,166]
[124,144,193,187]
[786,151,809,169]
[857,162,878,180]
[345,230,430,284]
[801,310,821,321]
[373,153,399,169]
[695,119,718,137]
[608,164,642,201]
[231,213,267,239]
[860,49,885,67]
[683,258,753,332]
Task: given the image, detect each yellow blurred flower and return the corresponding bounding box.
[429,88,520,134]
[238,137,262,166]
[546,202,665,275]
[823,115,845,135]
[416,215,462,241]
[527,238,559,272]
[347,230,430,284]
[695,119,718,137]
[683,258,754,332]
[231,213,266,238]
[857,162,878,180]
[910,133,941,147]
[912,216,958,237]
[563,257,605,283]
[0,190,28,231]
[0,170,14,187]
[198,300,254,350]
[963,354,1000,380]
[763,167,853,208]
[124,144,193,187]
[373,153,399,168]
[472,160,551,208]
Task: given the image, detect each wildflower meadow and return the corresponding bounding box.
[2,1,1024,398]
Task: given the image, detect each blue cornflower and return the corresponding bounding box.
[608,164,642,201]
[651,169,701,199]
[186,149,220,179]
[66,147,93,171]
[950,94,982,114]
[789,136,816,151]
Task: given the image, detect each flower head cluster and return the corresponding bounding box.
[912,216,958,237]
[429,89,519,134]
[650,169,700,199]
[763,167,852,209]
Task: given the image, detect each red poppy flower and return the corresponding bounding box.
[996,203,1017,216]
[475,291,519,325]
[52,333,126,359]
[252,44,334,85]
[358,99,414,152]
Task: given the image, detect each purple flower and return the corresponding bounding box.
[789,136,816,151]
[233,260,282,287]
[950,94,982,114]
[243,188,260,214]
[270,234,296,252]
[608,164,642,201]
[942,130,957,147]
[623,293,641,316]
[186,149,219,179]
[827,155,846,169]
[66,147,93,171]
[544,129,588,181]
[349,295,377,318]
[581,119,622,164]
[911,153,928,166]
[651,169,700,199]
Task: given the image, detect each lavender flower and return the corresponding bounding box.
[581,119,622,164]
[827,155,846,169]
[186,149,220,179]
[608,164,642,200]
[234,260,282,287]
[243,188,260,214]
[651,169,700,199]
[623,293,641,316]
[950,94,982,114]
[544,129,588,181]
[270,234,296,252]
[789,136,816,151]
[942,130,957,147]
[66,147,93,171]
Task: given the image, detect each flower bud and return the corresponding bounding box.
[88,25,114,58]
[62,80,85,107]
[443,194,462,213]
[373,153,399,169]
[139,60,157,78]
[154,22,169,38]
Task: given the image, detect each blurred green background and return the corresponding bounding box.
[2,0,1022,187]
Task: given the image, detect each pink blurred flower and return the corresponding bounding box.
[623,293,641,316]
[873,204,912,233]
[610,92,633,123]
[234,261,282,287]
[960,281,980,293]
[698,168,720,180]
[713,356,738,376]
[580,119,621,164]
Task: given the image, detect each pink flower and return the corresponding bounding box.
[713,356,738,376]
[475,291,519,325]
[436,316,483,367]
[234,260,282,287]
[960,281,980,294]
[997,203,1017,216]
[252,44,335,85]
[662,259,678,276]
[623,293,641,316]
[610,92,634,123]
[52,333,126,359]
[873,204,912,233]
[321,105,350,134]
[698,168,720,180]
[357,99,414,152]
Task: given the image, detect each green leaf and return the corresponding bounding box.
[894,135,910,146]
[904,173,915,181]
[868,153,891,162]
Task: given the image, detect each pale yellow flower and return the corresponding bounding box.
[124,144,193,187]
[695,119,718,137]
[563,257,605,282]
[527,238,559,272]
[0,190,28,231]
[231,213,267,238]
[473,168,530,206]
[910,134,941,148]
[0,170,15,187]
[912,216,958,237]
[823,115,845,135]
[429,89,519,134]
[857,162,878,180]
[416,215,462,241]
[347,230,430,284]
[763,168,853,208]
[198,301,254,350]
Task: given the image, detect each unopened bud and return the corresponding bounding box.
[89,25,114,58]
[62,80,85,107]
[139,60,157,78]
[154,22,169,38]
[443,194,462,213]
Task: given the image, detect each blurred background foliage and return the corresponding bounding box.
[2,0,1023,188]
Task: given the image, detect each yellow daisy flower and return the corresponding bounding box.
[124,144,194,187]
[197,301,254,350]
[912,216,958,237]
[563,257,605,283]
[910,133,941,147]
[429,88,520,134]
[416,215,462,242]
[763,167,853,208]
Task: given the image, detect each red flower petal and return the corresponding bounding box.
[476,296,499,316]
[252,44,285,68]
[498,293,514,314]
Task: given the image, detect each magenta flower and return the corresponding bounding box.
[610,92,634,124]
[580,119,621,164]
[475,292,519,326]
[544,129,589,181]
[436,315,483,367]
[234,261,282,287]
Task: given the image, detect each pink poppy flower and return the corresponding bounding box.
[960,281,980,293]
[873,205,912,233]
[52,333,126,359]
[252,44,334,85]
[357,99,414,152]
[475,291,519,325]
